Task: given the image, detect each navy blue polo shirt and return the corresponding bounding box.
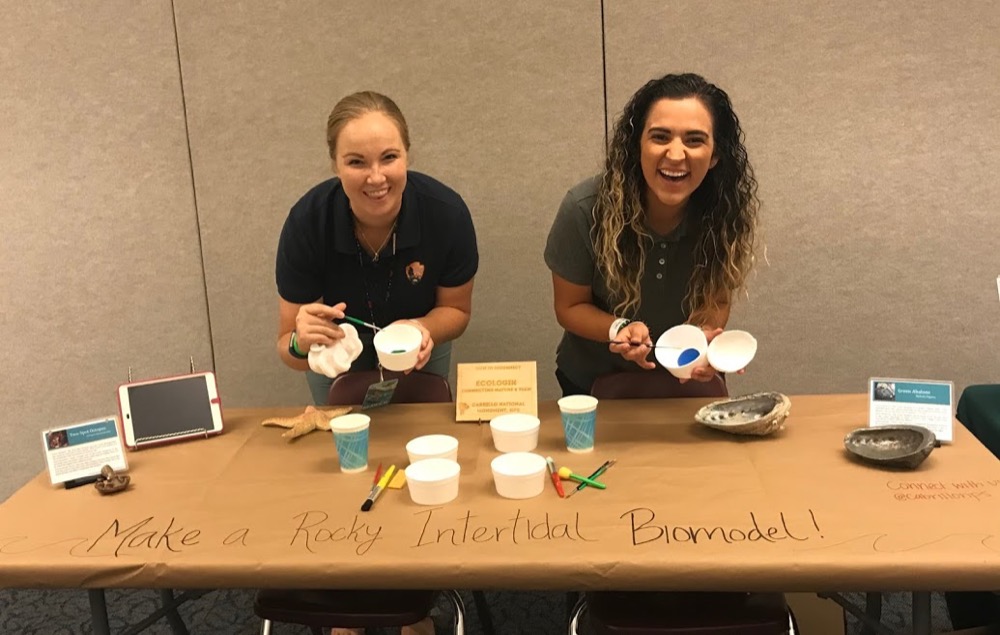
[276,171,478,371]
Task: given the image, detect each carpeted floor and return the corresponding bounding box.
[0,588,956,634]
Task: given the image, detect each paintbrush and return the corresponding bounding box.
[565,459,616,497]
[361,465,396,512]
[343,316,381,332]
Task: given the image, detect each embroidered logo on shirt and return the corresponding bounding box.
[405,261,425,285]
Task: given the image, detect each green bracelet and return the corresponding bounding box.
[289,331,308,359]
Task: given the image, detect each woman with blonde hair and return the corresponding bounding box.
[545,72,758,395]
[276,91,478,406]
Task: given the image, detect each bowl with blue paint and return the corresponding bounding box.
[654,324,709,379]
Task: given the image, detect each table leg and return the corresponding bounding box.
[862,592,882,635]
[471,590,495,635]
[159,589,190,635]
[88,589,111,635]
[911,591,931,635]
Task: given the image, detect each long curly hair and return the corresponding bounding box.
[593,73,759,324]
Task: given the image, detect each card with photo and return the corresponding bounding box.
[41,416,128,486]
[868,378,954,443]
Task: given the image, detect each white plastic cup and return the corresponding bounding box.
[491,452,547,499]
[489,413,540,452]
[373,323,422,372]
[654,324,709,379]
[405,458,461,505]
[405,434,459,463]
[557,395,599,453]
[329,413,371,474]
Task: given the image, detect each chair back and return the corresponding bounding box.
[590,370,728,400]
[328,370,452,405]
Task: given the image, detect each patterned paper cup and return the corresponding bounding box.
[557,395,598,453]
[329,413,370,473]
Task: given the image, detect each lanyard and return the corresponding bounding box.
[354,230,396,330]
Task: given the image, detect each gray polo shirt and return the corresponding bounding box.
[544,176,696,391]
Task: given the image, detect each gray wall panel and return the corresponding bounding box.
[605,1,1000,398]
[176,1,605,406]
[0,1,211,499]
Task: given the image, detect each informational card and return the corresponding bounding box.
[42,416,128,485]
[455,361,538,422]
[868,378,954,443]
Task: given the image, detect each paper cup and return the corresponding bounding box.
[373,323,422,372]
[557,395,598,453]
[491,452,547,499]
[405,458,461,505]
[329,413,370,474]
[654,324,709,379]
[406,434,459,463]
[489,413,540,452]
[707,329,758,373]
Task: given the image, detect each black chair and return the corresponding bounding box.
[254,370,493,635]
[567,371,795,635]
[590,369,728,400]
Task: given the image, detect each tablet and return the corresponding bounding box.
[117,372,224,450]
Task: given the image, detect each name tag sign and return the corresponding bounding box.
[42,416,129,487]
[456,362,538,422]
[868,378,954,443]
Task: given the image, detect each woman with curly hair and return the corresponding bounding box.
[545,73,759,396]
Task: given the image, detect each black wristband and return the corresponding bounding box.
[288,331,308,360]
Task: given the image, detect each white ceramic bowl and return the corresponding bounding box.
[406,434,459,463]
[373,323,422,372]
[707,330,758,373]
[490,452,547,499]
[489,413,540,452]
[654,324,709,379]
[405,458,461,505]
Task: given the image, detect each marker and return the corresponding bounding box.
[361,465,396,512]
[557,466,606,489]
[565,459,616,498]
[545,457,566,498]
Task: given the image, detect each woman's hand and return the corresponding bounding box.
[680,326,746,383]
[294,302,347,348]
[392,318,434,372]
[608,321,656,370]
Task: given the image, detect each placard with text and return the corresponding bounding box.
[868,378,954,443]
[42,416,129,485]
[455,361,537,421]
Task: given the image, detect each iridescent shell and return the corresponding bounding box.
[694,392,791,436]
[844,425,936,469]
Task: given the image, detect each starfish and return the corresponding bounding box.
[261,405,352,440]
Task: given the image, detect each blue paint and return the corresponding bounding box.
[677,348,701,365]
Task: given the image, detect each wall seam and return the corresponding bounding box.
[169,0,218,373]
[600,0,609,149]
